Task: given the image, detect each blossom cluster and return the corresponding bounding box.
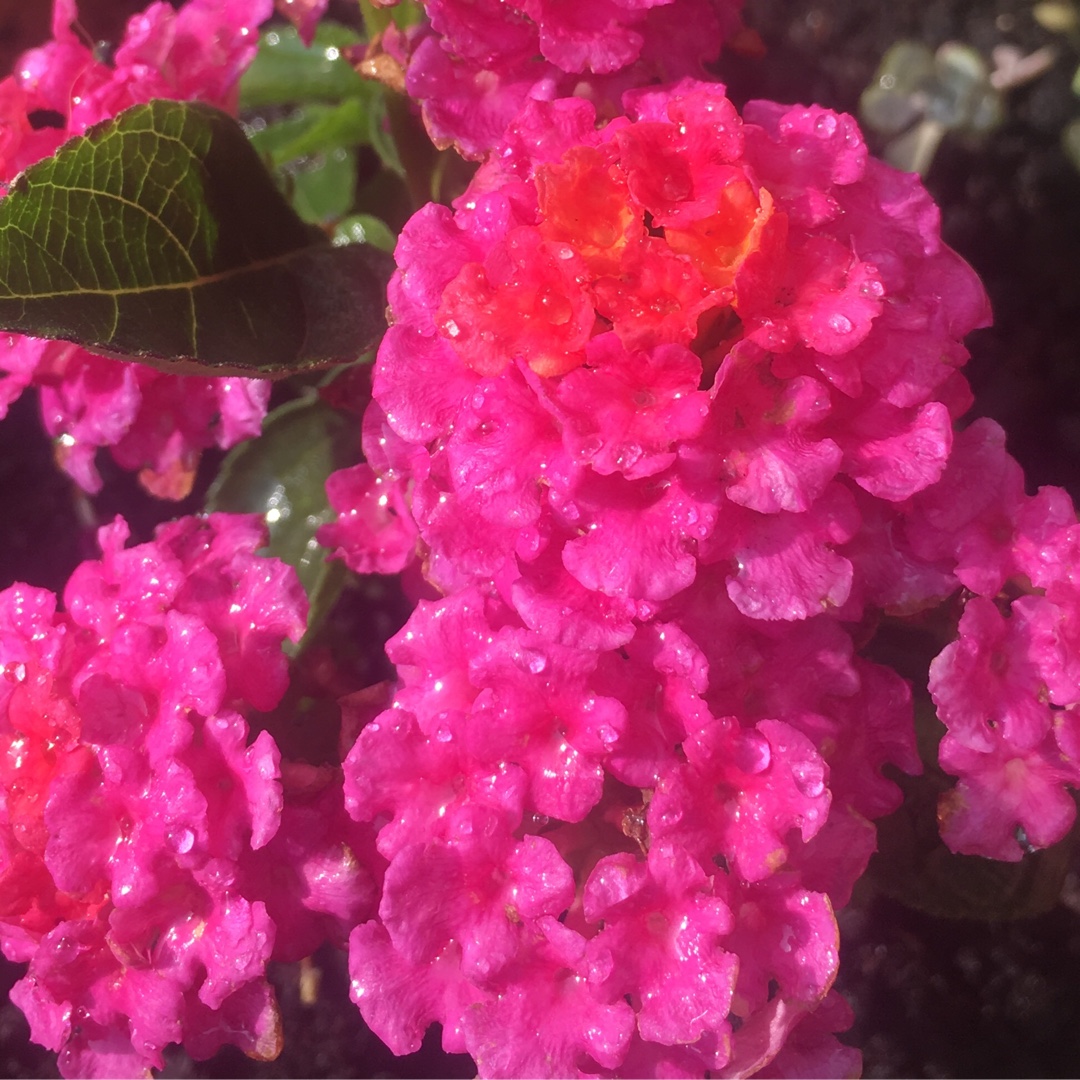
[0,0,273,498]
[318,77,1022,1075]
[5,0,1080,1075]
[921,419,1080,860]
[374,0,745,157]
[0,514,376,1077]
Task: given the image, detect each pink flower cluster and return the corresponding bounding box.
[375,0,745,157]
[320,78,1026,1075]
[921,419,1080,860]
[5,0,1079,1072]
[0,514,376,1077]
[0,0,273,498]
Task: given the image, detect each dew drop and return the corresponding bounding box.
[54,938,76,960]
[168,828,195,855]
[578,434,604,460]
[791,761,825,798]
[779,924,795,953]
[828,313,853,335]
[738,731,772,774]
[2,662,26,683]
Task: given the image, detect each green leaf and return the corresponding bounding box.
[206,393,360,652]
[289,147,359,224]
[360,0,426,37]
[0,99,392,377]
[246,84,402,179]
[860,42,936,136]
[239,23,367,109]
[249,98,375,165]
[334,213,396,253]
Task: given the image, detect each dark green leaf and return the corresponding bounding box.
[0,100,392,376]
[353,162,415,234]
[239,23,367,109]
[206,393,360,652]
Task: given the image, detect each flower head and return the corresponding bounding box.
[0,514,308,1076]
[326,79,1000,1076]
[382,0,745,158]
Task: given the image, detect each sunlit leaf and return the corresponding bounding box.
[334,213,396,253]
[0,99,391,376]
[248,98,375,165]
[244,66,402,178]
[239,23,367,108]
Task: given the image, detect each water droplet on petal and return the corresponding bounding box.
[2,662,26,683]
[737,731,772,774]
[779,924,795,953]
[168,828,195,855]
[791,760,825,798]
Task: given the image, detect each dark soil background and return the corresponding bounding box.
[4,1,1080,1077]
